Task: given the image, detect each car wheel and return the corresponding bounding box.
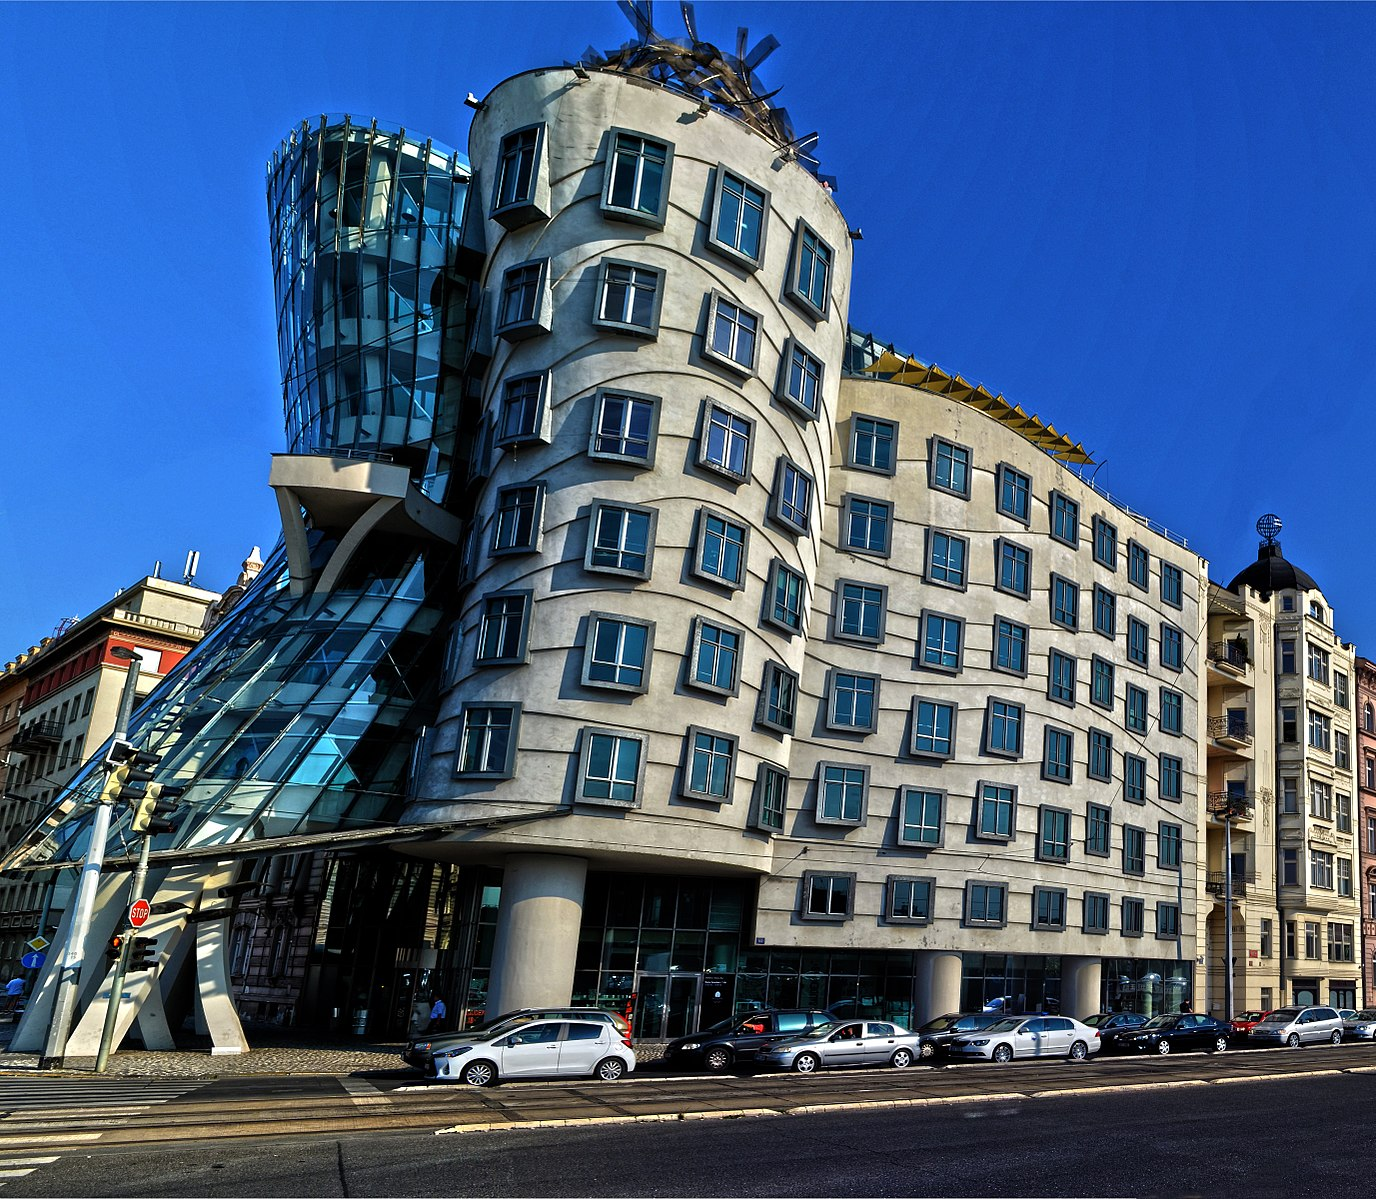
[594,1056,627,1082]
[703,1046,733,1072]
[918,1041,935,1059]
[1331,1030,1343,1046]
[1068,1040,1088,1061]
[992,1043,1013,1064]
[461,1060,497,1087]
[1211,1036,1228,1054]
[1287,1033,1301,1048]
[1156,1040,1172,1055]
[890,1048,914,1069]
[792,1052,821,1074]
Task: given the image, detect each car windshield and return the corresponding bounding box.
[1260,1009,1301,1023]
[981,1018,1023,1034]
[1357,1010,1376,1020]
[918,1015,960,1033]
[1141,1016,1178,1030]
[1080,1013,1111,1027]
[1235,1012,1264,1022]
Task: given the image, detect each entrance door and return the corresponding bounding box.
[634,973,701,1039]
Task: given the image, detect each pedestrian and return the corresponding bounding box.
[428,993,447,1032]
[4,976,24,1015]
[1179,1000,1192,1013]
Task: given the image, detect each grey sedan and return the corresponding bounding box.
[754,1020,922,1072]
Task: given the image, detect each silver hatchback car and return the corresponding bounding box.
[1248,1005,1345,1047]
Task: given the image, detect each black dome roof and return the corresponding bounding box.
[1227,541,1318,597]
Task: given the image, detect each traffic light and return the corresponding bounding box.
[105,934,126,963]
[126,936,158,972]
[130,782,184,836]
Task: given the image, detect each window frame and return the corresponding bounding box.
[592,258,665,338]
[1048,648,1077,707]
[924,528,968,589]
[585,500,657,579]
[1160,687,1184,736]
[777,337,825,420]
[1160,623,1184,671]
[581,612,655,695]
[490,481,547,556]
[994,537,1032,599]
[474,588,533,667]
[600,127,674,227]
[995,463,1032,525]
[974,781,1018,843]
[706,164,770,269]
[1123,824,1147,876]
[1037,805,1072,864]
[1042,725,1074,785]
[1124,753,1147,804]
[919,610,965,675]
[756,660,800,735]
[928,437,973,499]
[884,875,936,925]
[701,290,762,376]
[1125,683,1148,733]
[983,697,1025,759]
[1127,540,1150,591]
[1159,753,1183,801]
[695,397,755,484]
[491,122,548,227]
[963,880,1009,929]
[681,726,739,804]
[751,763,789,834]
[1050,490,1080,548]
[1087,728,1114,782]
[825,669,881,735]
[455,701,521,780]
[1122,896,1145,938]
[1158,821,1183,871]
[993,616,1030,678]
[1083,891,1111,934]
[769,457,816,535]
[576,726,649,808]
[691,507,750,591]
[843,494,895,559]
[1092,584,1117,639]
[910,697,957,761]
[1050,573,1079,630]
[815,762,870,827]
[1086,803,1112,857]
[1090,655,1115,710]
[785,217,834,319]
[897,787,945,849]
[849,414,898,476]
[687,616,744,698]
[833,578,887,646]
[588,388,660,468]
[1092,515,1118,570]
[495,257,552,340]
[1031,886,1068,932]
[800,871,856,922]
[495,371,551,449]
[1127,616,1149,666]
[1161,561,1184,609]
[764,559,807,636]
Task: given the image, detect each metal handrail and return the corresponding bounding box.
[1207,641,1250,670]
[1205,871,1250,897]
[1208,716,1252,741]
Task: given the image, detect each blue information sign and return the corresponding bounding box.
[20,951,44,969]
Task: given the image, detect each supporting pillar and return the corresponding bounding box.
[485,854,587,1017]
[914,950,962,1025]
[1060,955,1103,1021]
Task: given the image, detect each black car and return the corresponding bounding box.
[1080,1011,1150,1052]
[663,1009,833,1072]
[1118,1013,1232,1055]
[913,1012,1009,1059]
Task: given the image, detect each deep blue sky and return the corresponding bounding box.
[4,2,1374,658]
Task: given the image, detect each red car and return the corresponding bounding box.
[1230,1009,1271,1038]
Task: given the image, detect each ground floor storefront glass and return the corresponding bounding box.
[960,954,1062,1015]
[1101,957,1192,1016]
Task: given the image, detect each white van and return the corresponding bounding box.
[1247,1005,1344,1047]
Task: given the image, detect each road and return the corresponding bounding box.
[0,1043,1373,1196]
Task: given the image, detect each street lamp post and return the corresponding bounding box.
[40,648,141,1069]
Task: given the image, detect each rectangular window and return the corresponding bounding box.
[1334,671,1350,709]
[1051,491,1079,547]
[1161,624,1183,671]
[752,763,789,833]
[835,580,886,644]
[920,611,964,673]
[1092,516,1118,568]
[1281,849,1299,887]
[602,130,671,225]
[899,788,944,847]
[497,259,550,338]
[802,872,854,921]
[1280,706,1298,743]
[689,618,741,695]
[475,590,532,666]
[1038,806,1071,862]
[1091,655,1115,709]
[845,496,894,557]
[1260,919,1273,958]
[771,459,814,533]
[1042,726,1073,784]
[1280,640,1297,674]
[1307,641,1330,685]
[1308,709,1332,752]
[886,877,935,924]
[1051,574,1079,630]
[925,529,967,586]
[757,661,799,734]
[493,125,543,219]
[594,260,663,336]
[456,703,520,778]
[1123,825,1146,875]
[1125,684,1148,732]
[1337,856,1352,898]
[583,613,653,692]
[817,763,868,825]
[577,728,646,806]
[1160,754,1183,801]
[590,389,658,465]
[1125,754,1147,803]
[491,483,545,554]
[683,727,737,802]
[1328,923,1354,962]
[911,699,955,759]
[827,671,879,733]
[1086,804,1111,856]
[787,220,833,317]
[1127,616,1149,665]
[1156,904,1181,940]
[1311,849,1334,890]
[1304,921,1320,958]
[709,167,768,266]
[1084,892,1110,934]
[780,339,824,418]
[766,560,806,634]
[1092,585,1116,638]
[995,539,1032,598]
[497,373,548,447]
[997,464,1032,523]
[1158,822,1183,870]
[929,438,971,498]
[976,782,1017,841]
[703,292,761,374]
[1337,791,1352,833]
[587,501,655,578]
[1161,688,1183,735]
[1032,887,1067,931]
[1088,729,1113,781]
[1161,562,1184,608]
[994,617,1029,676]
[1282,777,1299,813]
[697,399,753,481]
[965,881,1008,928]
[693,509,748,589]
[1335,732,1351,770]
[1128,541,1150,590]
[850,415,896,474]
[984,698,1024,758]
[1123,897,1145,937]
[1048,650,1077,705]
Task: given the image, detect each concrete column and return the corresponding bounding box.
[1060,955,1103,1021]
[914,950,963,1025]
[485,854,588,1016]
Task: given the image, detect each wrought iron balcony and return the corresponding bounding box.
[1207,640,1250,672]
[1205,872,1249,898]
[1207,790,1255,820]
[1208,715,1252,745]
[7,718,64,751]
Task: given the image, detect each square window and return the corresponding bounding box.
[844,496,894,557]
[594,259,664,337]
[601,129,672,226]
[898,788,945,847]
[765,560,807,635]
[1161,623,1183,671]
[996,464,1031,523]
[1038,806,1071,862]
[925,529,968,587]
[850,415,897,475]
[1127,617,1149,666]
[976,782,1017,841]
[834,580,887,644]
[801,871,855,921]
[1083,892,1111,934]
[757,661,799,734]
[1090,655,1115,709]
[1032,886,1067,931]
[1158,822,1183,870]
[693,508,749,590]
[1123,897,1145,937]
[496,372,549,447]
[1161,688,1183,735]
[1123,825,1146,875]
[682,727,737,802]
[1048,649,1077,706]
[456,703,520,778]
[492,124,547,226]
[1161,562,1184,608]
[995,539,1032,599]
[911,698,956,760]
[702,291,761,375]
[920,611,964,674]
[1125,684,1148,732]
[1088,729,1113,781]
[1092,516,1118,569]
[475,589,532,666]
[964,881,1008,928]
[885,876,935,924]
[496,259,551,339]
[770,458,815,534]
[786,220,833,318]
[577,727,647,806]
[1050,574,1079,630]
[707,166,769,268]
[751,763,789,833]
[817,763,869,825]
[1042,726,1073,784]
[1092,585,1116,638]
[589,389,659,466]
[688,617,742,696]
[983,698,1024,758]
[778,338,825,419]
[1086,804,1112,857]
[586,501,656,578]
[993,617,1029,676]
[491,483,546,555]
[1124,754,1147,803]
[697,399,754,482]
[583,613,654,693]
[929,438,972,498]
[827,670,879,734]
[1127,541,1150,590]
[1050,491,1079,547]
[1160,753,1183,801]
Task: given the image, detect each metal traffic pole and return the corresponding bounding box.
[93,836,151,1074]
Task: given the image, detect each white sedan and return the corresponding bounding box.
[755,1020,923,1072]
[947,1015,1102,1062]
[433,1018,635,1085]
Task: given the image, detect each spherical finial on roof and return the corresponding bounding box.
[1256,513,1282,545]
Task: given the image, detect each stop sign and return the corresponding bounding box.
[128,899,151,928]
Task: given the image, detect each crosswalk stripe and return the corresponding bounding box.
[0,1134,101,1146]
[0,1169,37,1178]
[0,1159,58,1166]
